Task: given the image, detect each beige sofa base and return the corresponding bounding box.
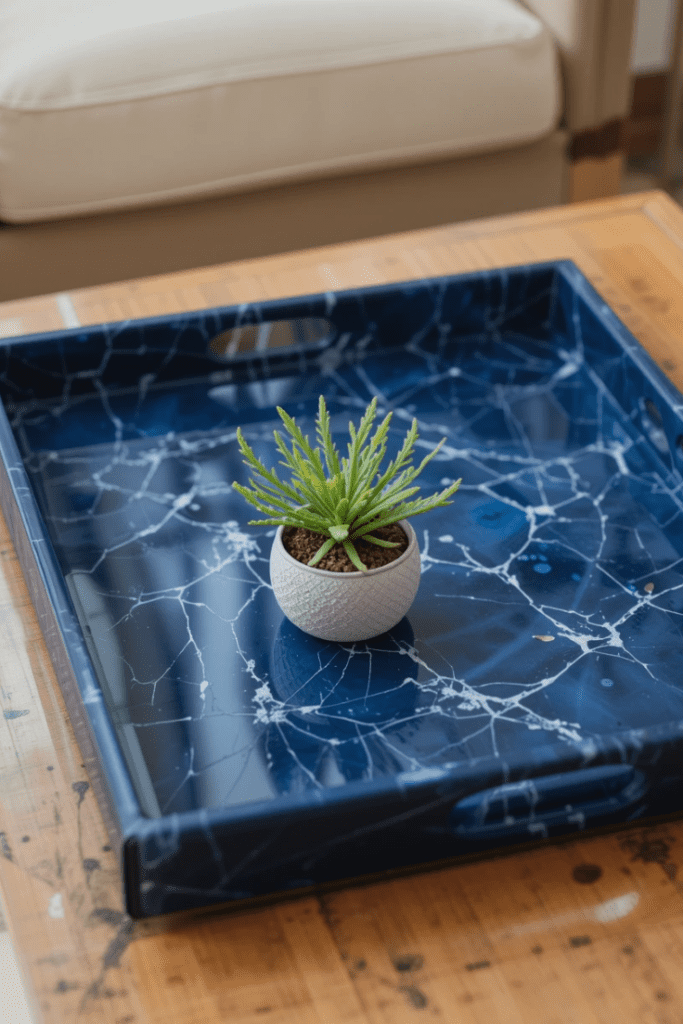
[0,131,567,303]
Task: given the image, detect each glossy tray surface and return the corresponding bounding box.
[2,260,683,917]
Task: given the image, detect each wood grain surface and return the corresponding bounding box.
[2,191,683,1023]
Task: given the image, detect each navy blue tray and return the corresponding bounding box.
[2,260,683,919]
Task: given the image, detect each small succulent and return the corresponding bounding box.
[232,396,461,572]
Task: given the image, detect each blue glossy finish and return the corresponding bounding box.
[1,261,683,917]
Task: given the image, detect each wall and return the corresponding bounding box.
[631,0,676,72]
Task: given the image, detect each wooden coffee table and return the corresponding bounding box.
[3,191,683,1023]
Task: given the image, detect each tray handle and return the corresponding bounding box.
[450,764,647,842]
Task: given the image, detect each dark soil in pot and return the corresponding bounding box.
[282,523,409,572]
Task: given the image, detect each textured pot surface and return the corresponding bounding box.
[269,520,421,642]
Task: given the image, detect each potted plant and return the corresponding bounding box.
[233,396,460,641]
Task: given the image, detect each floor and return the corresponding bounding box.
[621,152,683,201]
[0,153,679,1024]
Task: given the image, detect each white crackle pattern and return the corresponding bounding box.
[3,267,683,824]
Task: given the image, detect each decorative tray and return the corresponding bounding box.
[2,260,683,919]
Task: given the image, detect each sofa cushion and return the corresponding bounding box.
[0,0,560,223]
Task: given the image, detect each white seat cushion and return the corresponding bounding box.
[0,0,560,223]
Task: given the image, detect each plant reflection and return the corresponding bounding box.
[265,617,419,792]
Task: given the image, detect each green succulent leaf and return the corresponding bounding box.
[343,538,367,572]
[316,395,341,477]
[308,536,337,566]
[335,497,350,522]
[231,396,461,571]
[362,534,401,548]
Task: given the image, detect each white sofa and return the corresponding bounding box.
[0,0,636,300]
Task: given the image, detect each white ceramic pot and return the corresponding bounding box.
[269,520,421,642]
